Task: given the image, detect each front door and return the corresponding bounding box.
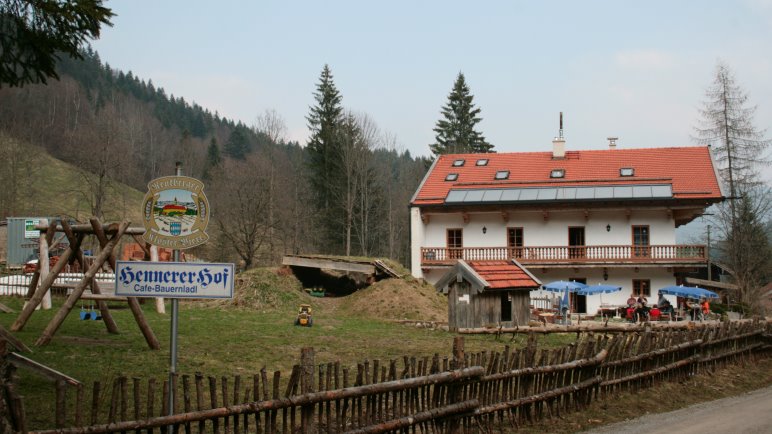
[568,227,585,259]
[632,225,650,257]
[507,227,524,259]
[500,292,512,322]
[447,228,463,260]
[570,277,587,313]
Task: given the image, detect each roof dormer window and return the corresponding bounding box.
[452,159,465,167]
[494,170,510,180]
[476,159,489,166]
[620,167,635,177]
[445,173,459,181]
[550,169,565,178]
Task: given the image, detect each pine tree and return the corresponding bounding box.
[695,61,772,315]
[306,64,345,253]
[430,72,493,156]
[202,137,221,181]
[224,125,250,160]
[695,61,771,200]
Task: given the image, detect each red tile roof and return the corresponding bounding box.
[467,260,540,289]
[412,146,723,205]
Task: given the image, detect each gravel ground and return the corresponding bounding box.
[579,384,772,434]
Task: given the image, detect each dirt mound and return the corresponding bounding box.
[340,277,447,322]
[201,265,447,323]
[203,267,306,310]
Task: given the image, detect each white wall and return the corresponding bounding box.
[417,208,676,251]
[411,207,679,289]
[529,267,677,315]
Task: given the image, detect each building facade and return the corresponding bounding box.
[410,138,724,316]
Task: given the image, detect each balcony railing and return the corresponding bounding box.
[420,245,707,266]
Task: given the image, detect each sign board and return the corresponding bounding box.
[141,176,210,249]
[24,218,41,239]
[115,261,234,299]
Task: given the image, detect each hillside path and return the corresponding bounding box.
[580,384,772,434]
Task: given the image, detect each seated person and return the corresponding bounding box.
[657,291,668,308]
[686,301,701,320]
[634,303,649,322]
[626,306,636,322]
[649,305,661,321]
[701,298,710,317]
[659,300,674,317]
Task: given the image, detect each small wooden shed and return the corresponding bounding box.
[435,260,541,331]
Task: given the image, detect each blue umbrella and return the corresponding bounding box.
[658,285,719,300]
[541,280,588,293]
[576,284,622,296]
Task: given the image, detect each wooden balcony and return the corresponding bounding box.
[420,245,707,267]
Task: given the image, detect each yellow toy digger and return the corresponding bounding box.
[295,304,313,327]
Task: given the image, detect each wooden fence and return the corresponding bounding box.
[2,320,769,434]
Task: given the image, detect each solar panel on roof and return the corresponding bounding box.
[632,186,652,198]
[501,189,521,201]
[482,190,503,202]
[444,184,673,204]
[576,187,595,199]
[651,185,672,197]
[464,190,485,202]
[445,190,467,202]
[519,189,538,200]
[614,186,633,198]
[536,188,558,200]
[557,187,577,200]
[595,187,614,199]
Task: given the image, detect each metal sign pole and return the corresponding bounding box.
[169,161,182,417]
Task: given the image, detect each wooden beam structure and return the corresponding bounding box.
[685,277,739,291]
[6,353,81,386]
[282,255,376,274]
[11,218,160,350]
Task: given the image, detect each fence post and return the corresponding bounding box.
[300,347,315,434]
[452,337,465,370]
[448,337,465,434]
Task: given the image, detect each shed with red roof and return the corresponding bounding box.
[435,260,541,329]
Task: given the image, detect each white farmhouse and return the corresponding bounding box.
[409,136,724,321]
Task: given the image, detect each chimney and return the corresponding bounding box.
[552,112,566,159]
[607,136,618,150]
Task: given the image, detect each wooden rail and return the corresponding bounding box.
[421,244,707,265]
[1,321,766,433]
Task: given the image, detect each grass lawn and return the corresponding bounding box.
[0,293,573,429]
[1,266,767,432]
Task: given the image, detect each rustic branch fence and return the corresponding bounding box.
[1,321,769,434]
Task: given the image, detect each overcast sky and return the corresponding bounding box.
[92,0,772,161]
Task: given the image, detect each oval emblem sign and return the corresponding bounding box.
[141,176,210,249]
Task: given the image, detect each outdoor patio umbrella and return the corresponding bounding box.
[539,281,587,325]
[657,285,719,300]
[541,280,588,293]
[575,284,622,296]
[577,284,622,319]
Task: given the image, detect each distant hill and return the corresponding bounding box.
[1,138,144,222]
[0,48,428,267]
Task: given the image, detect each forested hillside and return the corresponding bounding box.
[0,49,429,267]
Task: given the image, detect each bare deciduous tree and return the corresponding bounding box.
[695,61,772,314]
[209,157,275,270]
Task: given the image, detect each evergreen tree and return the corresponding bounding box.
[0,0,114,87]
[202,137,221,181]
[430,72,493,156]
[225,125,250,160]
[306,64,345,252]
